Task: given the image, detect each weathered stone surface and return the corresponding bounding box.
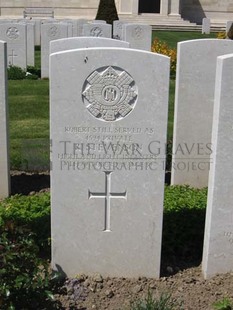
[171,39,233,188]
[50,47,170,278]
[202,53,233,278]
[0,41,10,198]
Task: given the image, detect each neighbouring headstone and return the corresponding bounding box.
[50,47,170,278]
[62,19,82,37]
[171,39,233,188]
[75,19,88,36]
[113,20,124,40]
[61,21,73,37]
[50,37,130,54]
[226,21,233,39]
[82,23,112,38]
[91,20,107,24]
[226,21,233,35]
[0,40,10,198]
[34,19,41,46]
[202,18,210,34]
[41,22,68,78]
[123,24,152,51]
[18,20,35,66]
[0,23,27,69]
[202,53,233,278]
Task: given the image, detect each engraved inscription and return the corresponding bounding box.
[6,27,19,39]
[48,25,59,37]
[88,171,127,231]
[90,26,103,37]
[8,49,18,66]
[116,22,123,30]
[82,66,138,122]
[224,231,233,244]
[132,26,143,40]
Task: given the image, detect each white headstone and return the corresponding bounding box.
[0,23,27,69]
[202,53,233,279]
[61,21,73,37]
[0,40,10,198]
[50,47,170,278]
[34,19,41,46]
[18,20,35,66]
[75,19,88,36]
[171,39,233,188]
[91,20,107,24]
[123,24,152,51]
[202,18,210,34]
[50,37,130,54]
[41,22,68,78]
[82,23,112,38]
[226,21,233,34]
[113,20,125,40]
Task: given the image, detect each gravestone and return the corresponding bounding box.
[50,47,170,278]
[171,39,233,188]
[113,20,124,40]
[82,23,112,38]
[123,24,152,51]
[61,21,73,37]
[91,20,107,24]
[41,22,68,78]
[202,18,210,34]
[0,41,10,198]
[50,37,130,54]
[226,21,233,35]
[75,19,88,36]
[202,53,233,278]
[33,19,41,46]
[0,23,27,69]
[226,21,233,39]
[18,20,35,66]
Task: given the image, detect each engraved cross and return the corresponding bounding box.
[88,171,127,232]
[8,49,18,66]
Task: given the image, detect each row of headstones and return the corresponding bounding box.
[202,17,233,35]
[0,19,152,78]
[1,37,233,279]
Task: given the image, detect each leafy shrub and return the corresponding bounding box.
[95,0,119,25]
[217,32,227,39]
[7,65,40,80]
[213,297,233,310]
[0,228,60,309]
[25,72,39,80]
[0,193,51,254]
[130,291,183,310]
[0,193,61,309]
[7,65,26,80]
[151,38,177,76]
[27,65,41,78]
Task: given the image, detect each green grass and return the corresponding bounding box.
[152,31,217,48]
[8,80,49,170]
[8,31,218,170]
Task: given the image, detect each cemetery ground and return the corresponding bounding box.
[1,31,233,309]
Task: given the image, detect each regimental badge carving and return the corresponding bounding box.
[82,66,138,122]
[6,27,19,39]
[48,26,59,37]
[90,27,103,37]
[132,26,143,40]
